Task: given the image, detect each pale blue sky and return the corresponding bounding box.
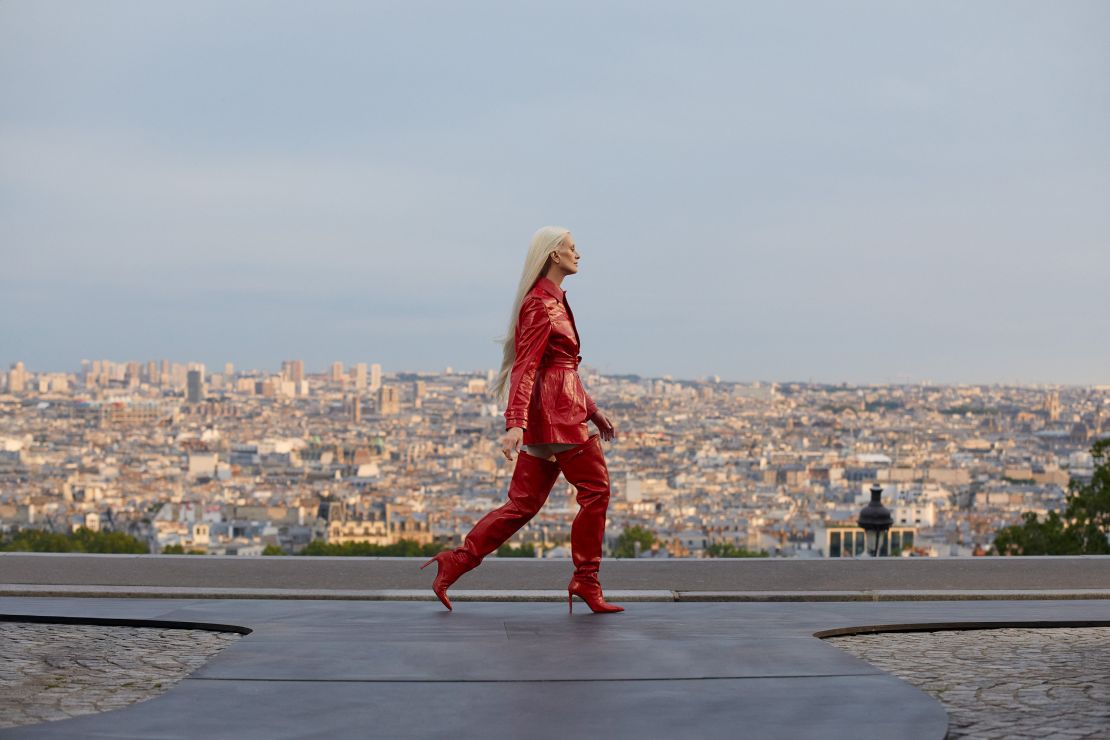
[2,1,1107,384]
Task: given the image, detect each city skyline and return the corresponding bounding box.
[3,354,1108,390]
[2,354,1103,561]
[2,2,1108,385]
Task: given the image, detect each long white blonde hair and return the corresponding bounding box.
[491,226,571,407]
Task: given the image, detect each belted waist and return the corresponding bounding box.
[541,354,582,370]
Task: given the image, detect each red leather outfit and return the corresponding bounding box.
[419,272,622,614]
[504,275,598,444]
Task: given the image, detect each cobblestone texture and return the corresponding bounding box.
[826,627,1110,740]
[0,622,241,728]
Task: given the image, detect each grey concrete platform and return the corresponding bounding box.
[3,553,1109,601]
[3,597,1110,739]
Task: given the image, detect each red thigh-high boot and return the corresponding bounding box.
[420,450,562,610]
[554,434,624,614]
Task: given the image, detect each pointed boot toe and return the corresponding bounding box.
[421,551,475,611]
[568,575,624,614]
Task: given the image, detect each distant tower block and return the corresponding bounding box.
[352,363,368,391]
[1045,391,1061,422]
[172,363,188,389]
[370,363,382,392]
[330,362,344,383]
[281,359,305,384]
[186,369,206,404]
[7,362,27,393]
[350,394,362,422]
[378,385,400,415]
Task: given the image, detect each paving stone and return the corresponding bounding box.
[826,627,1110,740]
[0,622,240,729]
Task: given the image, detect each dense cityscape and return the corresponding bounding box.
[1,358,1106,559]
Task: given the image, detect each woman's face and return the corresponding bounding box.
[550,234,580,275]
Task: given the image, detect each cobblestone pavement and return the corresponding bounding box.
[0,622,241,728]
[826,627,1110,740]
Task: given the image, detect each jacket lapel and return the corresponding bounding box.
[535,276,581,350]
[562,295,581,350]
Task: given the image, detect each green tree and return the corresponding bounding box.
[1064,438,1110,553]
[613,525,655,558]
[0,530,74,552]
[496,542,535,557]
[161,543,206,555]
[992,439,1110,555]
[0,527,148,554]
[705,542,769,558]
[991,511,1085,555]
[301,539,443,557]
[261,544,287,556]
[71,529,149,554]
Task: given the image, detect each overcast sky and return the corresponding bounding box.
[1,1,1107,385]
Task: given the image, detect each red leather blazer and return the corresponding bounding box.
[504,275,598,445]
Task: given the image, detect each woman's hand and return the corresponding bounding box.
[590,411,617,441]
[501,427,524,461]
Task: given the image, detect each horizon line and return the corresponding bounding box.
[3,357,1107,390]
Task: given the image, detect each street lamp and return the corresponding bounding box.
[857,483,893,557]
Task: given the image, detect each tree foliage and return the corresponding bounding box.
[613,525,656,558]
[161,543,206,555]
[0,527,148,554]
[705,542,769,558]
[496,542,536,557]
[301,539,443,556]
[1063,438,1110,551]
[992,439,1110,555]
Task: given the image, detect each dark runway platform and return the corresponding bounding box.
[3,596,1110,739]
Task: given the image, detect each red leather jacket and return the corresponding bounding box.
[504,275,598,445]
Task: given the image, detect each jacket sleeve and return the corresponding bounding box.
[581,370,599,421]
[583,379,599,420]
[504,296,553,430]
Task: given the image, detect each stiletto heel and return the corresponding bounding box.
[568,577,624,614]
[568,592,573,613]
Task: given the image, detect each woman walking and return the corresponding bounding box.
[421,226,623,614]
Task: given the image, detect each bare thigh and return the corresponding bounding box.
[523,443,577,462]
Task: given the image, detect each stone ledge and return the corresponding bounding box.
[814,619,1110,638]
[677,589,1110,602]
[4,583,1110,602]
[0,612,252,634]
[3,553,1109,595]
